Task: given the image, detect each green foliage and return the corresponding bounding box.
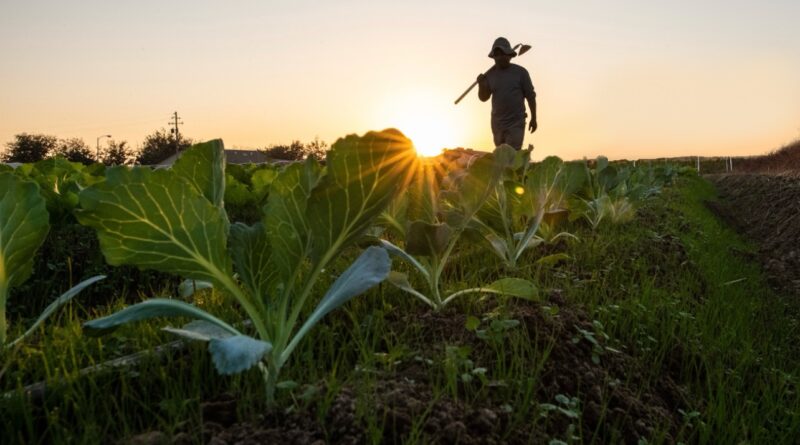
[2,133,58,163]
[0,173,50,344]
[52,138,94,165]
[262,137,328,161]
[79,130,416,403]
[100,140,133,166]
[471,155,582,270]
[0,172,102,346]
[380,145,538,309]
[135,128,193,165]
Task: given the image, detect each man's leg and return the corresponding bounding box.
[504,122,526,150]
[492,123,504,148]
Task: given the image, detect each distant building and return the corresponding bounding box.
[154,149,272,167]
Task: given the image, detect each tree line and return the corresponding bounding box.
[0,129,193,165]
[2,130,328,165]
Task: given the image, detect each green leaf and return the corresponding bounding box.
[264,160,321,283]
[163,319,234,342]
[282,246,391,362]
[307,129,416,262]
[178,279,213,298]
[209,335,272,375]
[0,172,50,344]
[596,156,609,173]
[8,275,105,348]
[526,157,587,214]
[0,172,50,289]
[452,145,516,217]
[378,239,430,280]
[536,253,572,266]
[405,221,452,256]
[465,316,481,331]
[77,167,233,287]
[83,298,241,337]
[251,167,278,198]
[484,278,538,301]
[172,139,226,209]
[229,222,273,299]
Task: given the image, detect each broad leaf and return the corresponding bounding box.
[484,278,538,301]
[526,157,587,214]
[163,319,235,342]
[405,221,452,257]
[536,253,572,266]
[0,172,51,343]
[178,279,214,298]
[378,239,430,280]
[307,129,416,262]
[264,160,321,283]
[209,335,272,375]
[172,139,226,209]
[77,167,233,287]
[229,222,273,299]
[283,246,391,361]
[0,172,50,289]
[83,298,240,337]
[444,145,516,229]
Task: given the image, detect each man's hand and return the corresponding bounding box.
[528,119,538,133]
[477,73,487,84]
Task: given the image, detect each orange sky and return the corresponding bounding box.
[1,1,798,160]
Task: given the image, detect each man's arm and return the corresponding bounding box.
[527,96,537,133]
[477,73,491,102]
[522,69,537,133]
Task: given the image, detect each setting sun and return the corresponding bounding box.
[375,91,461,157]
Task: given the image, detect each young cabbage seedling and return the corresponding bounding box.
[470,156,585,270]
[78,130,416,404]
[379,145,539,309]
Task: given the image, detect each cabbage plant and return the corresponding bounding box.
[0,171,104,348]
[570,156,658,229]
[379,145,538,309]
[77,130,415,403]
[470,156,584,270]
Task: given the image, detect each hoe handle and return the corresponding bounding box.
[455,43,528,105]
[454,79,480,105]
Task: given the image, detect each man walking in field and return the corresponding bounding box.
[477,37,537,150]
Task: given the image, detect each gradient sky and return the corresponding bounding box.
[1,0,798,160]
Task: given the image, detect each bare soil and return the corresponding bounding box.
[128,292,690,444]
[707,173,800,297]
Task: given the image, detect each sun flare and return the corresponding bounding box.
[376,91,461,157]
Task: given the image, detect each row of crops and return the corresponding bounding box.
[0,129,687,407]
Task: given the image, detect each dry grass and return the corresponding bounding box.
[735,139,800,174]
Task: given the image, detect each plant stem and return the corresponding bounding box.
[0,285,7,346]
[260,361,280,407]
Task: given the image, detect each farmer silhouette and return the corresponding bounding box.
[477,37,537,150]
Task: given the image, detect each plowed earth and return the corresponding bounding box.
[708,173,800,298]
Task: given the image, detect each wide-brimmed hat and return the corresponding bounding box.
[488,37,516,57]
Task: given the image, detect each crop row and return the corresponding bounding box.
[0,129,688,405]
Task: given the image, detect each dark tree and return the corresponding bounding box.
[101,139,133,166]
[304,137,328,161]
[53,138,95,164]
[2,133,58,163]
[262,138,328,161]
[135,129,192,165]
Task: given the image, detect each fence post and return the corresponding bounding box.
[696,156,700,173]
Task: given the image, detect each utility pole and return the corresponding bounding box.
[169,111,183,154]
